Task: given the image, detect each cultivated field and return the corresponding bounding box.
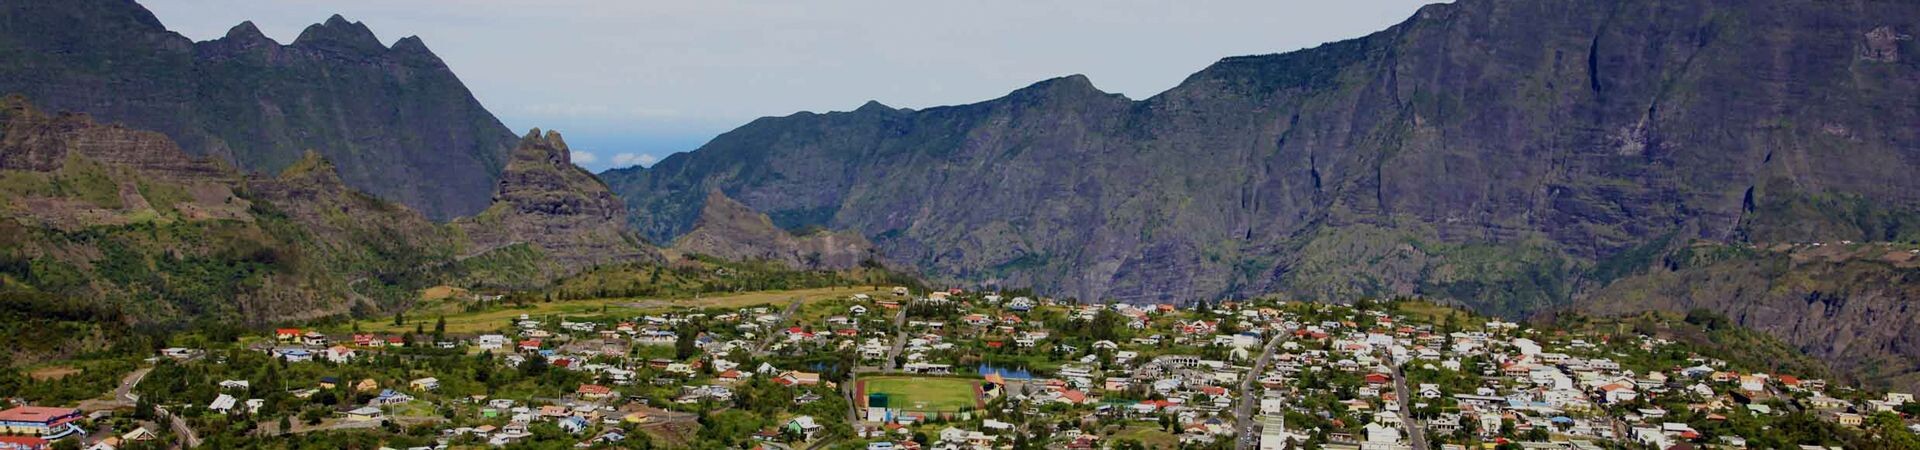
[346,287,888,335]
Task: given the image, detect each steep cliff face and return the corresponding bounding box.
[673,190,875,270]
[458,130,657,276]
[0,0,516,220]
[606,0,1920,310]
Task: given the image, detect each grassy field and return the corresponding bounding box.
[1110,426,1180,448]
[1392,300,1476,330]
[864,376,979,412]
[345,287,888,335]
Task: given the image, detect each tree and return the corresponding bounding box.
[675,327,701,360]
[393,311,405,326]
[433,316,447,340]
[521,354,550,377]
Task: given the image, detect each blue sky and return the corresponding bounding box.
[141,1,1440,172]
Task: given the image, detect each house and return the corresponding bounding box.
[476,334,508,350]
[302,331,329,347]
[209,394,238,414]
[275,328,302,341]
[578,384,615,399]
[370,389,413,405]
[410,377,440,391]
[775,371,822,386]
[275,348,312,362]
[787,416,824,440]
[345,407,383,421]
[325,346,356,363]
[120,427,157,443]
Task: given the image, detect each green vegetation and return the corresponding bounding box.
[864,376,980,412]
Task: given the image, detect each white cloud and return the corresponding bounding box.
[570,150,599,165]
[610,152,659,168]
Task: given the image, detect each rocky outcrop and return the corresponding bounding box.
[674,190,875,270]
[458,129,657,275]
[0,0,516,220]
[605,0,1920,310]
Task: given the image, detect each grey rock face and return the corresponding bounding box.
[605,0,1920,309]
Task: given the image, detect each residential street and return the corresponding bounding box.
[1390,362,1427,450]
[1235,329,1286,450]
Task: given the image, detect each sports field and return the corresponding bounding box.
[863,376,979,412]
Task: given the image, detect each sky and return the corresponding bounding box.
[141,1,1441,172]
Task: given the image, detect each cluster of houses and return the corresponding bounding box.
[12,284,1919,450]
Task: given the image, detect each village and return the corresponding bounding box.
[3,286,1917,450]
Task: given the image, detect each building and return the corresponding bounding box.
[345,407,383,421]
[0,406,82,438]
[0,436,48,450]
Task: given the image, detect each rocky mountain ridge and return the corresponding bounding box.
[607,0,1920,308]
[0,0,517,220]
[0,96,658,362]
[673,190,875,271]
[603,0,1920,389]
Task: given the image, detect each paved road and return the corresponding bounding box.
[1389,362,1427,450]
[883,306,909,372]
[753,298,804,356]
[1234,330,1286,450]
[79,366,154,412]
[156,406,202,448]
[115,367,150,402]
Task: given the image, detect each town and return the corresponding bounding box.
[3,286,1917,450]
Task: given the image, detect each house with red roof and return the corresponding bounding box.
[578,384,615,399]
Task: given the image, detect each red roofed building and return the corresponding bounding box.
[275,328,302,340]
[0,436,48,450]
[578,384,614,399]
[0,406,81,437]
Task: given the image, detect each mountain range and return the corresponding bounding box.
[0,0,517,221]
[4,0,1920,391]
[602,0,1920,389]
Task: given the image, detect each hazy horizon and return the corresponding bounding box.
[140,1,1441,172]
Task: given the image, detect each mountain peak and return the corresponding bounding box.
[515,128,573,166]
[293,14,384,51]
[219,21,278,48]
[854,100,895,114]
[1006,74,1116,103]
